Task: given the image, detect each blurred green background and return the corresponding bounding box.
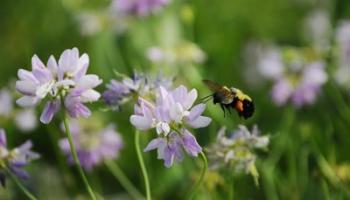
[1,0,350,199]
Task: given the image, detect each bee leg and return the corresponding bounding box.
[220,104,226,117]
[225,104,232,115]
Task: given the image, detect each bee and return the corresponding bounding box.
[202,80,255,119]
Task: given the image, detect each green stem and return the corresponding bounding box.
[105,160,145,200]
[61,108,97,200]
[134,130,151,200]
[188,152,208,200]
[228,175,234,200]
[6,168,37,200]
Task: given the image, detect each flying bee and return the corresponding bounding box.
[202,80,255,119]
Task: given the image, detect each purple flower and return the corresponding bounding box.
[16,48,102,124]
[0,129,39,186]
[102,72,173,109]
[130,85,211,167]
[59,121,123,171]
[252,45,328,107]
[334,21,350,87]
[111,0,170,17]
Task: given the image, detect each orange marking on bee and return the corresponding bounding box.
[235,101,244,112]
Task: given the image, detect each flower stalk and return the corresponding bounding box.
[187,152,208,200]
[135,130,151,200]
[61,102,97,200]
[6,168,37,200]
[105,160,144,200]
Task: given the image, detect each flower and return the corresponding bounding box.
[14,109,37,132]
[252,45,327,107]
[206,125,268,184]
[303,10,331,52]
[102,72,173,109]
[0,89,13,117]
[111,0,170,17]
[59,120,123,171]
[0,129,39,186]
[146,42,206,66]
[130,85,211,167]
[16,48,102,124]
[334,21,350,88]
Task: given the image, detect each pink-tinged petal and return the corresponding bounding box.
[16,96,39,107]
[163,146,175,168]
[172,85,187,103]
[75,54,89,80]
[187,104,206,122]
[40,100,61,124]
[47,56,58,75]
[16,80,37,96]
[80,89,101,103]
[144,138,166,152]
[31,55,45,70]
[18,69,38,83]
[65,97,91,118]
[58,48,79,77]
[187,116,211,128]
[76,74,102,89]
[182,130,202,157]
[0,129,7,147]
[33,68,52,83]
[130,115,152,130]
[271,79,293,106]
[183,88,197,110]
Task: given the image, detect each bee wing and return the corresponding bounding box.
[202,79,224,92]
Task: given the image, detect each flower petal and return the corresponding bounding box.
[182,130,202,157]
[187,104,206,122]
[40,100,61,124]
[16,96,39,107]
[130,115,152,130]
[144,138,165,152]
[187,116,211,128]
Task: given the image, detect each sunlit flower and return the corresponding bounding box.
[206,125,268,184]
[146,42,206,66]
[16,48,102,124]
[130,85,211,167]
[0,129,39,186]
[59,120,123,171]
[111,0,170,17]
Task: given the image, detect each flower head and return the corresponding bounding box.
[0,129,39,186]
[252,45,327,107]
[102,72,173,109]
[130,85,211,167]
[111,0,170,17]
[16,48,102,124]
[206,125,268,184]
[334,21,350,88]
[59,120,123,171]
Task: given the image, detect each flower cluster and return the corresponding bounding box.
[111,0,171,17]
[206,125,269,184]
[252,45,328,107]
[0,129,39,186]
[59,119,123,171]
[103,72,173,109]
[130,85,211,167]
[16,48,102,124]
[334,21,350,88]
